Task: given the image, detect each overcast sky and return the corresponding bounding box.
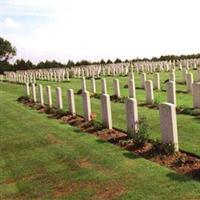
[1,0,200,63]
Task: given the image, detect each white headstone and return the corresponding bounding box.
[67,89,76,115]
[82,91,91,121]
[128,78,136,98]
[25,82,30,96]
[101,93,112,129]
[125,98,138,137]
[154,73,160,90]
[197,69,200,82]
[145,80,154,104]
[113,79,120,98]
[38,84,44,106]
[159,103,179,152]
[141,73,146,89]
[167,81,176,105]
[169,72,175,82]
[186,73,194,93]
[91,77,96,93]
[101,78,107,94]
[56,87,63,109]
[82,77,87,92]
[31,83,36,102]
[192,82,200,108]
[46,85,52,107]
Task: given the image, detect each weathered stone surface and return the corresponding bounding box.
[125,98,138,137]
[113,79,120,98]
[101,93,112,129]
[67,89,76,115]
[159,103,179,152]
[141,73,146,89]
[154,73,160,90]
[31,83,36,102]
[91,78,96,93]
[56,87,63,109]
[25,82,30,96]
[192,82,200,108]
[128,78,136,98]
[167,81,176,105]
[82,77,87,92]
[186,73,194,93]
[198,69,200,82]
[46,85,52,107]
[101,78,107,94]
[182,69,188,82]
[145,80,154,104]
[128,71,134,80]
[169,72,175,82]
[38,84,44,106]
[82,91,91,121]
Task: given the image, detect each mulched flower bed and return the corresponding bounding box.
[18,96,200,182]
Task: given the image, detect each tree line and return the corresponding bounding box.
[0,37,200,73]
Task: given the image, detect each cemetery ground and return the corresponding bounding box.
[1,70,200,199]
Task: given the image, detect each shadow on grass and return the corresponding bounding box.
[166,172,195,183]
[123,152,140,159]
[193,115,200,121]
[74,128,85,134]
[95,139,110,144]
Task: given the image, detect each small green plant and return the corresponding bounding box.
[90,120,103,131]
[76,89,82,95]
[173,155,186,167]
[179,107,200,116]
[17,95,27,101]
[191,109,200,116]
[17,96,30,103]
[55,109,68,118]
[151,140,175,155]
[154,97,160,105]
[45,106,57,114]
[124,84,128,88]
[92,93,101,99]
[133,117,149,147]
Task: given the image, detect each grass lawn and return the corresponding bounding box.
[7,70,199,156]
[0,79,200,199]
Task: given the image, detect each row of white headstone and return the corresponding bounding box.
[81,73,200,109]
[3,57,200,81]
[25,82,180,152]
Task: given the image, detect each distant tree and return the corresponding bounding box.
[124,59,129,63]
[0,37,16,61]
[106,59,113,64]
[0,61,12,74]
[100,59,106,64]
[13,59,34,70]
[37,61,45,68]
[66,60,75,68]
[76,60,91,66]
[114,58,122,63]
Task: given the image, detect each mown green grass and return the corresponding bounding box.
[1,81,200,199]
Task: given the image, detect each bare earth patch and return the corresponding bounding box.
[46,133,64,144]
[75,158,93,169]
[53,180,125,199]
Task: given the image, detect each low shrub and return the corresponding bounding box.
[133,117,149,147]
[76,89,82,95]
[151,141,175,155]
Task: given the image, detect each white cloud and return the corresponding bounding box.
[2,17,22,29]
[2,0,200,63]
